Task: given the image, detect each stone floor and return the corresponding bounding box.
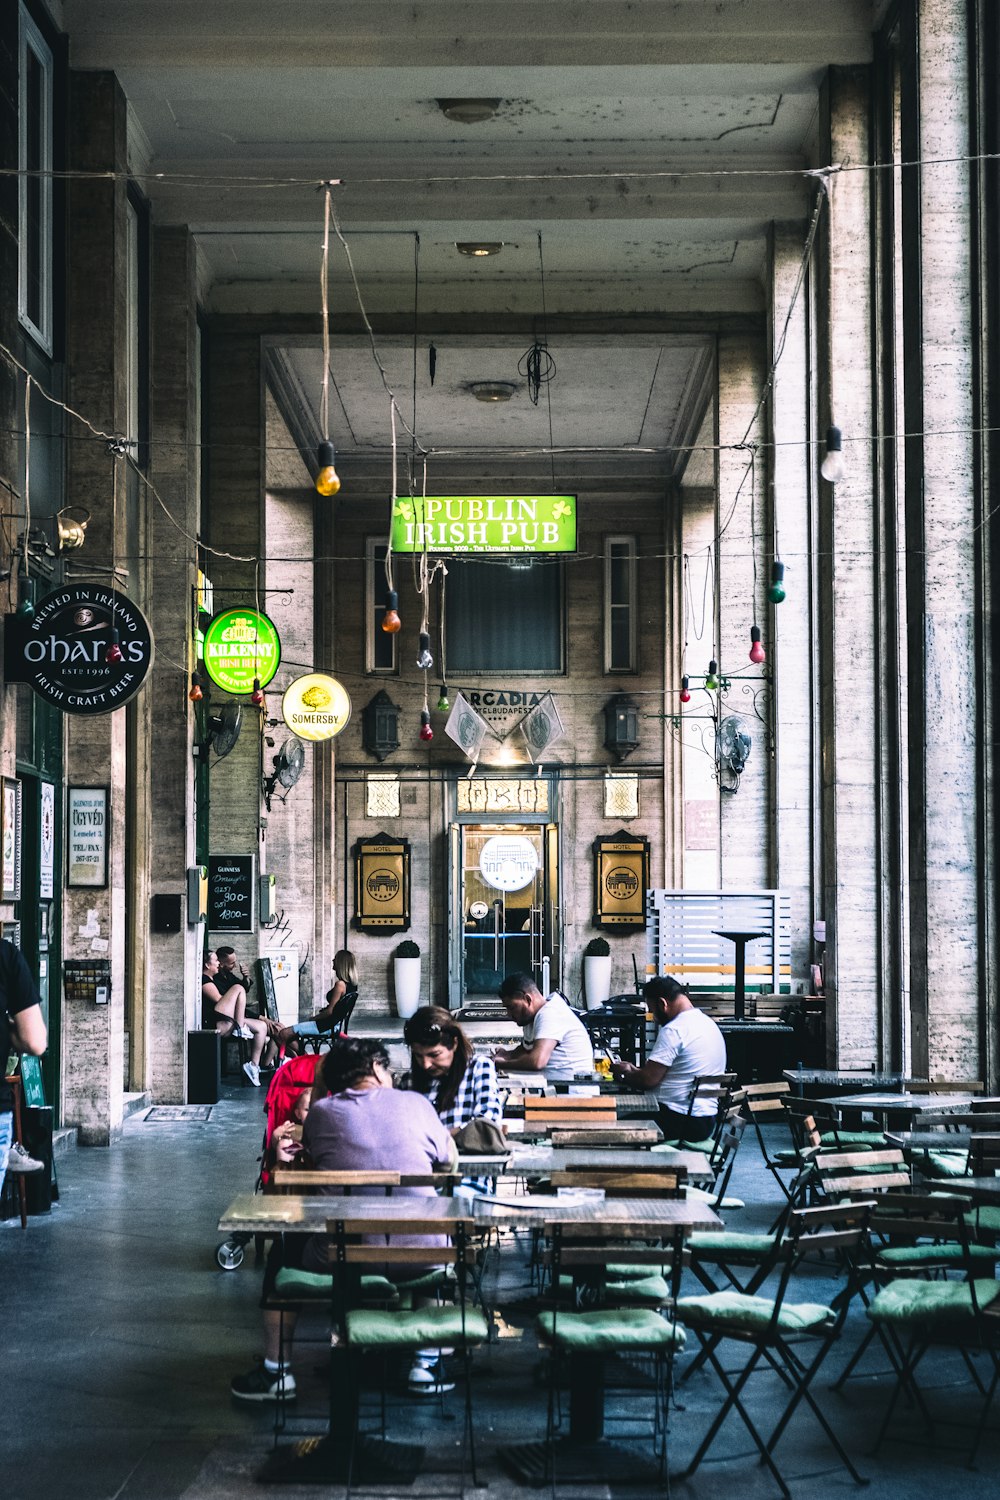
[3,1083,999,1500]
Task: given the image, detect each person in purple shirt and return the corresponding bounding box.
[231,1037,457,1405]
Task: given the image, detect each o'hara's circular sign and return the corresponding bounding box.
[16,585,153,714]
[281,673,351,742]
[202,608,281,695]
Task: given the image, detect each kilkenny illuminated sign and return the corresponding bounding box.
[202,609,281,695]
[389,495,577,554]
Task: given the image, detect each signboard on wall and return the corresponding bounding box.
[202,609,281,696]
[353,834,411,932]
[66,786,108,888]
[593,830,650,931]
[390,495,577,554]
[39,781,55,898]
[281,673,351,741]
[3,585,154,713]
[208,855,255,931]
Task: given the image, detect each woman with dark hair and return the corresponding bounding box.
[231,1035,457,1404]
[404,1006,502,1136]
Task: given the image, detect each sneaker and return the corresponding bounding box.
[232,1024,254,1040]
[231,1358,296,1403]
[407,1357,455,1396]
[6,1141,44,1173]
[242,1060,261,1086]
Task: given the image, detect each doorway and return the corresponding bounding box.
[452,823,559,1003]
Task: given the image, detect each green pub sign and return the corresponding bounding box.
[390,495,577,554]
[202,608,281,696]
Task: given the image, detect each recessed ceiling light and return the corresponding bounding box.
[470,381,517,403]
[438,98,501,124]
[456,242,504,257]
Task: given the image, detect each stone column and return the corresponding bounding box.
[143,226,201,1098]
[62,72,129,1143]
[906,2,979,1080]
[769,222,818,988]
[716,334,770,889]
[819,68,881,1068]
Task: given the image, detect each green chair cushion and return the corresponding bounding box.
[687,1186,746,1210]
[876,1243,997,1267]
[346,1305,489,1347]
[538,1307,685,1351]
[606,1261,665,1281]
[557,1272,671,1304]
[273,1268,398,1303]
[687,1232,777,1261]
[921,1149,970,1178]
[868,1278,1000,1325]
[653,1140,712,1156]
[965,1206,1000,1235]
[771,1150,801,1166]
[676,1290,836,1335]
[819,1132,880,1148]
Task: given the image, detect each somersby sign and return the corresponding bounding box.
[3,585,154,714]
[390,495,576,554]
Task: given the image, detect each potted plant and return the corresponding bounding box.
[583,935,612,1010]
[392,939,422,1019]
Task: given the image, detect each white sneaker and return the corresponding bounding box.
[407,1357,455,1396]
[6,1141,44,1173]
[232,1024,254,1040]
[242,1060,261,1086]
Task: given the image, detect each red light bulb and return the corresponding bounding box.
[680,675,691,704]
[251,677,266,707]
[188,673,203,703]
[382,588,402,634]
[419,709,434,743]
[105,628,124,664]
[749,625,766,665]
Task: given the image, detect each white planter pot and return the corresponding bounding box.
[393,956,422,1019]
[583,954,612,1010]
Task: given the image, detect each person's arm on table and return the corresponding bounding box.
[493,1037,556,1072]
[610,1056,668,1090]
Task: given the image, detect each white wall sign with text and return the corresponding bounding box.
[67,786,109,888]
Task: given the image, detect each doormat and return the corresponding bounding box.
[144,1105,215,1123]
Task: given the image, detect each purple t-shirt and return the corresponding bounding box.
[302,1086,454,1262]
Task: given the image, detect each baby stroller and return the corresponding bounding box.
[215,1052,322,1270]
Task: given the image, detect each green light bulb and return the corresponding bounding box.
[436,686,450,712]
[768,560,786,604]
[705,658,719,691]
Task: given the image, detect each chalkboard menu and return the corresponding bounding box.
[208,854,255,931]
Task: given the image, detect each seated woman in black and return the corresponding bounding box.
[201,951,278,1087]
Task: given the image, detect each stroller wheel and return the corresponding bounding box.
[216,1239,245,1271]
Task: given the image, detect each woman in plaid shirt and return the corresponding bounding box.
[403,1006,502,1136]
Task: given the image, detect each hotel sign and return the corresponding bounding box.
[390,495,576,554]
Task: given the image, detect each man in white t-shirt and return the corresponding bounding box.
[493,973,595,1082]
[611,976,727,1141]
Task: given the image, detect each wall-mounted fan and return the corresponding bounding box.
[195,702,243,763]
[263,736,305,808]
[717,716,751,791]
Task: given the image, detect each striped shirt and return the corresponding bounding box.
[423,1054,502,1193]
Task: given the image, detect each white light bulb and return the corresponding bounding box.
[820,425,845,483]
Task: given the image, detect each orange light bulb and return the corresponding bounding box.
[315,440,341,496]
[382,589,402,634]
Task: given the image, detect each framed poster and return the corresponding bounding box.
[67,786,109,888]
[353,833,411,932]
[39,781,55,898]
[593,829,650,931]
[1,777,22,900]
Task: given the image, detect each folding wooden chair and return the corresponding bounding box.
[534,1219,689,1490]
[328,1212,490,1497]
[865,1193,1000,1465]
[676,1202,874,1500]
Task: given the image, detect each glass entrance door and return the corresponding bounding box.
[459,824,554,999]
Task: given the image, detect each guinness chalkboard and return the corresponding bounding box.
[208,855,255,931]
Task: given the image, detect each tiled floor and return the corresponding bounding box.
[3,1086,999,1499]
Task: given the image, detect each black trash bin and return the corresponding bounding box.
[22,1104,56,1215]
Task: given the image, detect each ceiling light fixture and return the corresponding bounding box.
[456,242,504,257]
[438,98,501,124]
[470,381,516,403]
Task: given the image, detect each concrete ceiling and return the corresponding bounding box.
[57,0,881,462]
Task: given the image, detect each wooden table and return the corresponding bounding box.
[817,1091,974,1129]
[885,1129,975,1151]
[784,1069,918,1096]
[504,1144,715,1182]
[225,1189,722,1486]
[503,1090,660,1119]
[504,1117,663,1146]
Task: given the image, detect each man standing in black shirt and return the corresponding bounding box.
[1,939,48,1193]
